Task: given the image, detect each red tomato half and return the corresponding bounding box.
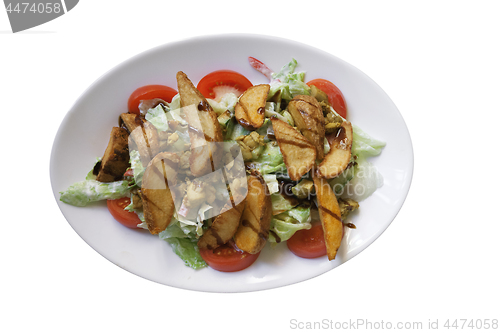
[128,85,178,114]
[199,244,260,272]
[307,79,347,118]
[107,197,141,229]
[287,223,327,259]
[197,70,253,101]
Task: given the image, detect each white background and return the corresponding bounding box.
[1,1,499,332]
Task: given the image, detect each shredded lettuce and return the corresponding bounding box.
[264,102,294,125]
[250,142,285,174]
[330,125,386,201]
[163,238,207,269]
[159,219,197,239]
[124,197,146,228]
[226,122,250,141]
[159,220,207,269]
[207,93,239,115]
[268,206,311,243]
[352,124,386,158]
[271,193,298,213]
[269,59,311,101]
[129,150,144,186]
[169,94,181,111]
[340,157,384,202]
[145,105,169,132]
[60,179,131,207]
[287,206,311,224]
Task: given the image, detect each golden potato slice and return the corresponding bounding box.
[235,84,269,130]
[176,71,223,177]
[96,127,130,182]
[197,199,246,250]
[313,175,343,260]
[270,117,316,181]
[317,121,353,179]
[120,113,159,167]
[234,173,272,254]
[287,95,326,160]
[141,152,180,235]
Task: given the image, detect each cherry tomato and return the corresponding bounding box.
[199,243,260,272]
[287,223,327,258]
[107,197,141,229]
[128,85,177,114]
[196,70,253,101]
[307,79,347,118]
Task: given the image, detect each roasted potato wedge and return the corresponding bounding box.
[176,71,223,177]
[120,113,159,167]
[96,127,130,182]
[270,117,316,181]
[313,175,343,260]
[198,199,246,250]
[235,84,269,130]
[287,94,326,160]
[141,152,180,235]
[317,121,353,179]
[234,173,272,254]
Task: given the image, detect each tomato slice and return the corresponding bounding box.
[107,197,142,229]
[128,85,178,114]
[196,70,253,101]
[287,223,327,259]
[199,243,260,272]
[306,79,347,118]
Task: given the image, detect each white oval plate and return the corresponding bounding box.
[50,34,413,293]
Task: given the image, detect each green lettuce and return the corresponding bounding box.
[329,125,386,200]
[159,220,207,269]
[226,122,250,141]
[60,179,131,207]
[269,59,311,101]
[169,94,181,111]
[207,93,239,115]
[264,102,294,126]
[124,197,146,228]
[351,124,386,158]
[271,193,298,213]
[164,238,207,269]
[129,150,144,186]
[250,142,285,174]
[268,206,312,243]
[145,104,169,132]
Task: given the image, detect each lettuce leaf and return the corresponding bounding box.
[340,157,384,202]
[145,104,169,132]
[250,142,285,174]
[129,150,144,186]
[330,125,386,201]
[158,220,207,269]
[269,59,311,101]
[164,238,207,269]
[207,93,239,115]
[351,124,386,158]
[60,179,131,207]
[268,206,311,243]
[271,193,298,213]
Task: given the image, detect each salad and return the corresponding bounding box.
[60,57,385,272]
